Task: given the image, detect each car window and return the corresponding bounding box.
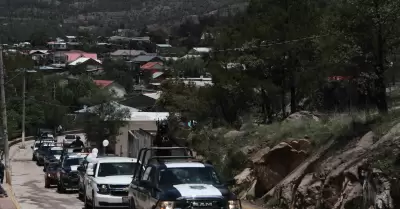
[97,162,138,177]
[158,167,222,186]
[49,149,62,155]
[141,167,152,181]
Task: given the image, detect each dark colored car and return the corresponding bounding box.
[45,162,59,188]
[57,154,86,193]
[36,144,56,166]
[43,146,63,172]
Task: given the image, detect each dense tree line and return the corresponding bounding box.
[159,0,400,127]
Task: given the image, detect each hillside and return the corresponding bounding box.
[0,0,248,42]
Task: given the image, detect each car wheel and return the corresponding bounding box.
[129,198,136,209]
[44,178,50,188]
[57,182,64,193]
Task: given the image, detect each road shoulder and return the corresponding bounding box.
[0,184,20,209]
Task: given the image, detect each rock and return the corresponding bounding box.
[251,140,311,198]
[239,146,257,156]
[224,130,246,139]
[250,147,271,163]
[284,111,320,123]
[235,168,254,185]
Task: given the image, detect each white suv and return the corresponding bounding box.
[83,157,139,209]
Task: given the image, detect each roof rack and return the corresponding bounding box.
[133,147,194,179]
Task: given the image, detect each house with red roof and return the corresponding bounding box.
[94,80,127,98]
[140,62,164,74]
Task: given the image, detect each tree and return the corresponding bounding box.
[328,0,400,113]
[171,58,206,77]
[81,100,130,149]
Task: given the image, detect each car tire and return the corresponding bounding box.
[44,178,50,188]
[57,182,65,193]
[129,198,136,209]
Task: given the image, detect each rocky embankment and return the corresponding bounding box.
[233,112,400,209]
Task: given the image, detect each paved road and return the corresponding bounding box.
[10,134,86,209]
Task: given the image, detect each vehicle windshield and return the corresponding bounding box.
[158,167,222,186]
[97,162,138,177]
[63,158,84,167]
[39,145,54,151]
[49,149,63,155]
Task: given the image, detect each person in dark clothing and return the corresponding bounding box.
[0,161,5,184]
[68,136,84,152]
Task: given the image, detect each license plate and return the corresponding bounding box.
[122,197,128,203]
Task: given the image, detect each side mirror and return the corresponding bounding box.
[43,168,46,172]
[225,179,236,186]
[31,146,33,149]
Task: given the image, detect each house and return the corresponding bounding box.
[155,44,172,54]
[188,47,212,55]
[150,77,213,87]
[110,49,147,60]
[64,50,98,63]
[75,101,139,114]
[29,50,49,61]
[115,112,169,156]
[157,46,187,57]
[68,57,102,73]
[94,80,127,98]
[132,55,163,65]
[65,36,77,43]
[140,62,164,74]
[48,41,67,50]
[118,92,165,111]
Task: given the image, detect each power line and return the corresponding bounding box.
[213,34,330,52]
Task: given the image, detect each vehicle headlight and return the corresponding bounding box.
[228,200,241,209]
[97,184,109,194]
[156,201,175,209]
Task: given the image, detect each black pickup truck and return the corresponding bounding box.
[127,147,242,209]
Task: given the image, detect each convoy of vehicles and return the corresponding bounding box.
[30,125,241,209]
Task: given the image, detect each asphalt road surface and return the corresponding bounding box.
[10,134,86,209]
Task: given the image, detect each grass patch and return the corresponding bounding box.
[370,109,400,137]
[245,112,368,148]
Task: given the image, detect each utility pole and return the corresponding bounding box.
[0,46,10,176]
[19,69,26,149]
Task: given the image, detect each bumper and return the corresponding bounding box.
[46,177,58,185]
[94,193,129,208]
[61,177,80,189]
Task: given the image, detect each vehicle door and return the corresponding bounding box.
[85,163,97,198]
[78,161,88,190]
[133,166,153,209]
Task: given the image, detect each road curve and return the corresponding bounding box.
[10,134,86,209]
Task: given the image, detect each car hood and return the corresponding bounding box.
[95,175,132,185]
[159,184,233,200]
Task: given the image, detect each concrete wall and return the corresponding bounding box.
[114,121,157,157]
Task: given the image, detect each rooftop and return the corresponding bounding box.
[93,80,113,88]
[96,157,138,163]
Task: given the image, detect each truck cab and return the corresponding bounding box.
[128,147,242,209]
[83,156,139,209]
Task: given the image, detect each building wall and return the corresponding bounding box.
[115,121,158,157]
